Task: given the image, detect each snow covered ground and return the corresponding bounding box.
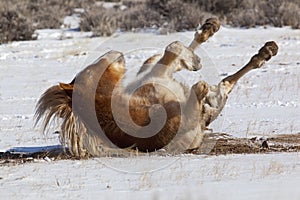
[0,26,299,199]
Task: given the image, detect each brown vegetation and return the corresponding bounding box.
[0,0,299,43]
[0,10,36,43]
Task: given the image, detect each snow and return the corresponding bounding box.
[0,26,300,199]
[1,153,300,199]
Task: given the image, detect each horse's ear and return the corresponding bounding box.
[59,82,73,97]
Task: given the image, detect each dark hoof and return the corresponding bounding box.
[259,41,279,61]
[201,18,220,34]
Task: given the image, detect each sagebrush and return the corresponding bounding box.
[0,0,299,43]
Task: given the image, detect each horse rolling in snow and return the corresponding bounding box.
[35,18,278,158]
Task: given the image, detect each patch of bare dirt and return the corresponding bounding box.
[1,133,300,166]
[201,133,300,155]
[0,147,72,166]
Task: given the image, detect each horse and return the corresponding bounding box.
[35,18,278,157]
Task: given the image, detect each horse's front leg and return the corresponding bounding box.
[189,18,220,50]
[170,81,209,151]
[136,18,220,76]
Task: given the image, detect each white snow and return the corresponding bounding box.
[0,27,299,199]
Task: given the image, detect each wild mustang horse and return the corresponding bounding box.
[35,18,278,158]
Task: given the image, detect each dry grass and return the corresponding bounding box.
[0,0,299,43]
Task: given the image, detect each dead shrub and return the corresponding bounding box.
[81,0,210,34]
[279,2,300,29]
[260,0,285,27]
[0,10,35,44]
[214,0,238,14]
[226,7,267,28]
[24,1,65,29]
[0,0,300,43]
[260,0,300,28]
[144,0,210,31]
[119,3,162,31]
[80,6,119,37]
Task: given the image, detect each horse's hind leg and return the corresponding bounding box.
[221,41,278,94]
[203,41,279,127]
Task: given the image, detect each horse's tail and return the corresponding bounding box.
[34,83,88,157]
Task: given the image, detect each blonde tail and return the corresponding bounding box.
[35,84,88,158]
